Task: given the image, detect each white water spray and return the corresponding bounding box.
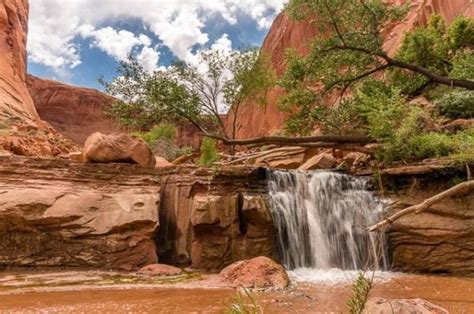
[268,170,388,272]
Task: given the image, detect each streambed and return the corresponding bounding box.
[0,270,473,313]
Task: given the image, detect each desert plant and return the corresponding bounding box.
[198,137,220,166]
[226,288,261,314]
[347,272,373,314]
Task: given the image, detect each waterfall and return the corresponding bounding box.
[268,170,388,271]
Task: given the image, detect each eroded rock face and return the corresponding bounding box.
[364,298,448,314]
[0,0,37,124]
[0,1,75,157]
[83,132,155,167]
[157,166,275,270]
[0,156,160,269]
[383,168,474,275]
[219,256,289,289]
[27,75,121,144]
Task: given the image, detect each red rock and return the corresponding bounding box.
[0,0,39,124]
[83,132,155,167]
[0,0,75,157]
[27,75,121,144]
[137,264,183,277]
[363,298,448,314]
[298,152,336,170]
[343,152,370,167]
[155,156,173,168]
[219,256,289,289]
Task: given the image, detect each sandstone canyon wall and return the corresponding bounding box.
[0,0,74,156]
[0,0,37,124]
[227,0,474,139]
[27,75,122,144]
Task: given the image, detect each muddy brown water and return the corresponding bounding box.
[0,272,473,313]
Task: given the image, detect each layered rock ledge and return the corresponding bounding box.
[0,156,273,271]
[381,166,474,275]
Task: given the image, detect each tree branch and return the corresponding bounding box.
[204,133,373,146]
[369,180,474,232]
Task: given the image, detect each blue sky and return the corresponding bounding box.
[27,1,285,90]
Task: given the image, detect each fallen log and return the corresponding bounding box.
[205,134,372,146]
[369,180,474,232]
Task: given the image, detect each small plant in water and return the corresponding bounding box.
[347,272,373,314]
[226,287,261,314]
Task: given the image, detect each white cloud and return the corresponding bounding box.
[137,46,160,73]
[28,0,286,75]
[78,25,151,61]
[211,34,233,53]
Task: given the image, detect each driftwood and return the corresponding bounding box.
[172,153,198,165]
[369,180,474,232]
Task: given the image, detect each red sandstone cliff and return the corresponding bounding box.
[0,0,74,156]
[27,75,124,144]
[228,0,474,139]
[0,0,38,124]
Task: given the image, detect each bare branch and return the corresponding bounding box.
[369,180,474,232]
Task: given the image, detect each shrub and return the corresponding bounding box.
[132,123,176,145]
[347,272,373,314]
[198,137,220,166]
[435,90,474,119]
[226,288,260,314]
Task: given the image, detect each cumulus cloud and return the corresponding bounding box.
[78,25,152,62]
[137,46,161,73]
[28,0,286,74]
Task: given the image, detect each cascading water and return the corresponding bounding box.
[268,170,388,273]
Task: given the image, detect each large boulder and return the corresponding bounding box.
[363,298,448,314]
[83,132,155,167]
[219,256,289,289]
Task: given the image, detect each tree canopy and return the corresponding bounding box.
[101,48,275,140]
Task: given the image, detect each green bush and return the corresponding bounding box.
[132,123,176,145]
[198,137,220,166]
[435,90,474,119]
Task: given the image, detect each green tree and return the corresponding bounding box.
[278,1,473,136]
[101,49,274,145]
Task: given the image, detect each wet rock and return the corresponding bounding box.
[363,298,448,314]
[83,132,155,167]
[138,264,183,277]
[298,152,336,170]
[219,256,289,289]
[156,168,274,270]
